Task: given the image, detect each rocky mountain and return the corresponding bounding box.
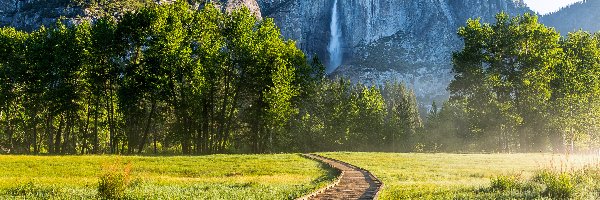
[257,0,531,105]
[0,0,84,31]
[541,0,600,35]
[0,0,262,31]
[4,0,597,107]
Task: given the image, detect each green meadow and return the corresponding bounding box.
[321,152,600,199]
[2,153,600,199]
[0,154,336,199]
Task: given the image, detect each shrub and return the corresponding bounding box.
[97,160,133,200]
[535,170,576,199]
[490,175,520,191]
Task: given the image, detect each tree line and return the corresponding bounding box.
[422,13,600,153]
[3,3,596,154]
[0,1,423,154]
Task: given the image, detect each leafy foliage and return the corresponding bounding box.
[287,79,422,152]
[0,1,422,155]
[429,12,600,153]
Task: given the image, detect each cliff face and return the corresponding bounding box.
[258,0,530,104]
[221,0,262,17]
[0,0,262,31]
[257,0,331,63]
[0,0,83,31]
[0,0,534,105]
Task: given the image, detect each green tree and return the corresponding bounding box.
[450,12,562,152]
[0,27,28,153]
[350,85,386,151]
[551,31,600,152]
[87,17,121,154]
[381,81,422,152]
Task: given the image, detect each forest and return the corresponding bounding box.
[0,1,421,155]
[0,1,598,155]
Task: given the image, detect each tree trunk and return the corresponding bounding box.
[153,130,158,154]
[201,98,210,154]
[93,96,100,154]
[55,116,63,154]
[82,96,92,154]
[45,113,53,154]
[62,113,73,154]
[137,99,157,154]
[107,85,116,154]
[4,106,14,153]
[30,109,38,154]
[181,115,190,154]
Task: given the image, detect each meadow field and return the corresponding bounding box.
[2,152,600,199]
[0,154,336,199]
[321,152,600,199]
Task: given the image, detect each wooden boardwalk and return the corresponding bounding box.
[299,154,383,200]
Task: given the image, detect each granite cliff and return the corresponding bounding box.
[257,0,530,104]
[3,0,596,106]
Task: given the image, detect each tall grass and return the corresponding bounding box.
[97,159,133,199]
[321,152,600,199]
[0,154,335,199]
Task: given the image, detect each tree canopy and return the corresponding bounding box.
[431,12,600,153]
[0,1,422,154]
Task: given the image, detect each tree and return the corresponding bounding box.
[0,0,438,155]
[551,31,600,152]
[381,81,422,152]
[87,17,121,154]
[449,12,562,152]
[350,85,386,151]
[0,27,28,153]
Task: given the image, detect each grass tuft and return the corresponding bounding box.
[97,160,133,200]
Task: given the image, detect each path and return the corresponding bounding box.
[299,154,383,200]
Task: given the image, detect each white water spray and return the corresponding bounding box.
[327,0,342,74]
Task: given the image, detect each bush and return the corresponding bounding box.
[97,160,133,200]
[490,175,520,191]
[535,170,576,199]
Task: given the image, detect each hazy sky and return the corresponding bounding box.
[523,0,584,15]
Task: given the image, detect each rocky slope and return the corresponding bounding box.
[0,0,262,31]
[4,0,596,106]
[0,0,83,31]
[257,0,530,104]
[541,0,600,35]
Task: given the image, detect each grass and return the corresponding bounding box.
[320,152,600,199]
[4,152,599,199]
[0,154,336,199]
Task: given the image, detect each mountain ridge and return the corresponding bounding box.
[0,0,597,106]
[540,0,600,35]
[257,0,531,105]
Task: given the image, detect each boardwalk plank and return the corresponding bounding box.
[299,154,382,200]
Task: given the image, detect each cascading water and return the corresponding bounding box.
[327,0,342,74]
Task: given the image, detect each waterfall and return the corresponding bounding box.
[327,0,342,74]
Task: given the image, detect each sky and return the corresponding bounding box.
[523,0,584,15]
